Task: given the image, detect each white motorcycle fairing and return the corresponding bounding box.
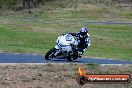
[55,34,78,53]
[45,34,79,61]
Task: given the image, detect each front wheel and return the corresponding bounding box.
[45,48,57,60]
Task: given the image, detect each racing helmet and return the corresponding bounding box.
[80,27,88,36]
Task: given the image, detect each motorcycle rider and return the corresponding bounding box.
[69,27,91,57]
[53,27,90,58]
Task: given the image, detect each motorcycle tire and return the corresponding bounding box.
[45,48,56,60]
[67,54,78,61]
[67,56,75,61]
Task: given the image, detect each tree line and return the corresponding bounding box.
[0,0,132,10]
[0,0,50,9]
[22,0,44,8]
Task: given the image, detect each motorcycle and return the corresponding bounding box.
[45,34,80,61]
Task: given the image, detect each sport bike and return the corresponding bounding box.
[45,34,81,61]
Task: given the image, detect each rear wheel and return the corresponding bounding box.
[67,55,78,61]
[67,56,73,61]
[45,48,57,60]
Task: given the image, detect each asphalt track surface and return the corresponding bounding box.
[0,53,132,64]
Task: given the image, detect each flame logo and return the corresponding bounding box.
[78,66,86,76]
[77,66,131,86]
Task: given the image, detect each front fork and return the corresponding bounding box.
[54,49,61,56]
[54,45,62,56]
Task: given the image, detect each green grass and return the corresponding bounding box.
[0,26,57,54]
[0,3,132,61]
[85,24,132,60]
[0,19,132,61]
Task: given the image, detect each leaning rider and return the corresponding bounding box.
[69,27,91,57]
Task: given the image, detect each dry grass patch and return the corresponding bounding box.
[0,64,131,88]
